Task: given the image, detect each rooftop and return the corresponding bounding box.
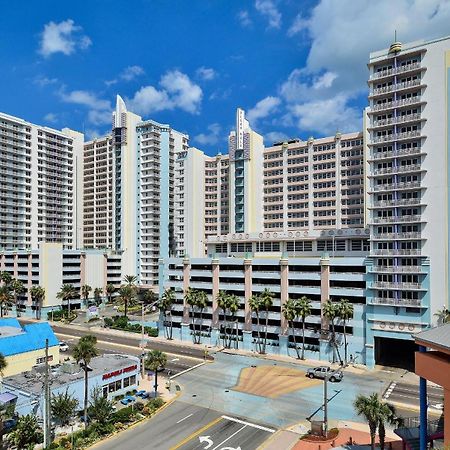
[0,319,59,356]
[413,323,450,352]
[2,354,140,396]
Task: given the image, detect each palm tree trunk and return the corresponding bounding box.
[256,312,261,353]
[343,320,348,364]
[264,308,269,354]
[68,297,71,318]
[301,317,306,360]
[164,311,169,339]
[154,369,158,398]
[84,368,88,428]
[379,422,386,450]
[124,299,128,317]
[199,308,203,344]
[191,308,196,344]
[332,321,343,365]
[369,422,377,450]
[291,320,300,359]
[169,311,173,340]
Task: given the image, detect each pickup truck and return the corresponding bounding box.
[306,366,343,382]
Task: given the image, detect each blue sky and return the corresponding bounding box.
[1,0,450,155]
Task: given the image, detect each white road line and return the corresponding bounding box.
[170,362,206,379]
[221,415,276,433]
[211,424,247,450]
[175,413,193,424]
[171,358,180,362]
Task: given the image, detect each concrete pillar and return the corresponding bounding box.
[103,253,108,295]
[211,258,219,329]
[244,258,252,331]
[320,253,330,332]
[419,345,428,450]
[182,256,190,324]
[280,257,289,335]
[27,252,33,315]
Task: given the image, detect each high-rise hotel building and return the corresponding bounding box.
[83,96,189,286]
[366,36,450,362]
[0,112,84,251]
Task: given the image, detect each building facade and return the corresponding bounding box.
[365,36,450,366]
[0,318,59,377]
[83,96,189,286]
[0,112,84,251]
[0,243,121,317]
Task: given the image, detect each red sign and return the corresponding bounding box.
[102,365,137,380]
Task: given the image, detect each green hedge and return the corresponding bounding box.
[104,316,158,337]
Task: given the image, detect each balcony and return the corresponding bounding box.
[370,249,422,256]
[370,265,423,273]
[371,79,422,97]
[370,97,425,112]
[369,62,422,81]
[370,164,423,176]
[368,146,426,162]
[371,232,422,240]
[369,181,422,193]
[371,281,424,290]
[371,113,423,129]
[370,130,422,145]
[369,215,423,224]
[368,297,423,307]
[369,198,423,208]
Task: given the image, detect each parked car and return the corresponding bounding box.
[135,390,146,397]
[59,342,69,352]
[120,395,136,405]
[140,392,150,399]
[306,366,343,382]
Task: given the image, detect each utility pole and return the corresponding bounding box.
[43,338,51,448]
[323,373,328,437]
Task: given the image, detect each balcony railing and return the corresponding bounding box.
[370,266,423,273]
[371,164,422,176]
[370,130,422,144]
[371,232,422,240]
[371,281,423,290]
[370,97,424,112]
[370,198,422,208]
[369,181,422,192]
[370,249,422,256]
[371,79,422,97]
[369,146,424,161]
[369,297,422,307]
[369,62,421,80]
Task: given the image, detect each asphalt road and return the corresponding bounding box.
[384,382,444,411]
[93,402,222,450]
[175,415,275,450]
[56,330,203,377]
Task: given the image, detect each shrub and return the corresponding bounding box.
[104,317,113,327]
[149,397,165,409]
[134,402,144,412]
[111,406,133,423]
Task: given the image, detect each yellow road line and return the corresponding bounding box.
[170,416,223,450]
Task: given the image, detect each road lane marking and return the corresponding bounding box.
[176,413,194,424]
[170,362,206,379]
[221,416,275,433]
[211,424,247,450]
[171,358,180,362]
[170,416,223,450]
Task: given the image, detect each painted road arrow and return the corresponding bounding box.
[199,435,213,449]
[220,447,242,450]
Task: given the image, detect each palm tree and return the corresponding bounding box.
[185,288,199,344]
[323,299,342,364]
[142,289,158,306]
[29,286,45,320]
[159,288,175,340]
[282,298,300,358]
[260,288,274,354]
[227,294,240,349]
[105,284,116,304]
[196,291,208,345]
[50,389,79,426]
[123,274,138,287]
[338,298,354,363]
[118,285,135,317]
[73,335,99,427]
[88,386,115,425]
[145,350,167,398]
[354,393,381,450]
[0,286,12,318]
[297,296,312,359]
[81,284,92,305]
[434,307,450,325]
[10,414,43,450]
[10,279,25,316]
[93,287,103,305]
[249,294,263,353]
[378,402,403,450]
[217,290,230,347]
[56,284,78,317]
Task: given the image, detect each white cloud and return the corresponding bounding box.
[237,10,252,27]
[247,96,281,125]
[313,72,338,90]
[34,76,58,87]
[255,0,281,29]
[196,66,216,81]
[105,65,145,86]
[85,129,102,140]
[59,88,112,125]
[44,113,58,123]
[288,94,361,135]
[287,13,307,37]
[59,89,111,111]
[128,70,203,115]
[127,86,172,114]
[39,19,91,57]
[194,123,222,146]
[265,131,289,144]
